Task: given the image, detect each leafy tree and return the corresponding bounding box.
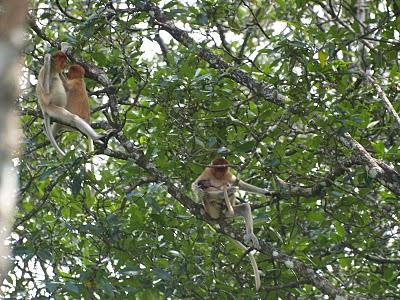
[6,0,400,299]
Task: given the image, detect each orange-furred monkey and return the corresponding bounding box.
[65,64,90,123]
[51,64,94,155]
[192,158,270,291]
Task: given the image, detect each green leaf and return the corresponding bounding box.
[308,212,325,222]
[335,222,346,237]
[163,1,177,9]
[64,282,80,295]
[92,51,108,65]
[367,120,380,128]
[127,77,136,88]
[196,13,209,25]
[45,281,59,293]
[338,257,352,268]
[71,171,83,196]
[318,51,328,66]
[383,267,394,281]
[236,141,255,152]
[153,268,171,281]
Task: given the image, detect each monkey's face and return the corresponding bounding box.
[211,158,229,179]
[212,168,227,179]
[52,52,67,72]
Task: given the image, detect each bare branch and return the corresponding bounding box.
[137,2,285,107]
[364,73,400,127]
[339,132,400,195]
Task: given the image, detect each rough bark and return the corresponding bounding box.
[138,2,285,107]
[339,132,400,195]
[0,0,27,288]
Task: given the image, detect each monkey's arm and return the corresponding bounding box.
[235,178,270,195]
[191,180,207,203]
[43,54,52,94]
[59,72,68,90]
[223,185,235,216]
[192,179,235,202]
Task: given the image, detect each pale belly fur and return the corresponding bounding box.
[50,76,67,107]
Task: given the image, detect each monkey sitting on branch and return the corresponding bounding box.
[192,157,271,291]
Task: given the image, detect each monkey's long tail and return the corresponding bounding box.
[87,137,94,174]
[44,114,65,156]
[233,240,261,291]
[87,137,96,196]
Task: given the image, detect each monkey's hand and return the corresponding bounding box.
[226,186,237,195]
[225,208,235,217]
[244,233,260,249]
[203,190,226,200]
[197,179,211,189]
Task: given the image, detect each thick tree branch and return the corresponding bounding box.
[364,73,400,127]
[365,255,400,264]
[339,132,400,195]
[136,2,285,107]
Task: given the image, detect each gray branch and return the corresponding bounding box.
[364,73,400,128]
[138,2,285,107]
[339,132,400,195]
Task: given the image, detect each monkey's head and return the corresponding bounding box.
[52,51,67,72]
[67,64,85,79]
[211,157,229,179]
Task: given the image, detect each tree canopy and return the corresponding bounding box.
[6,0,400,299]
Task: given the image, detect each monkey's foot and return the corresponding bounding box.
[244,233,260,249]
[96,129,118,146]
[225,209,235,217]
[101,128,118,140]
[227,187,237,195]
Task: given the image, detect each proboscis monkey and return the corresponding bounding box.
[51,64,94,156]
[36,51,104,156]
[192,158,270,291]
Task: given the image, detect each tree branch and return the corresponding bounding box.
[339,132,400,195]
[137,2,285,107]
[364,73,400,127]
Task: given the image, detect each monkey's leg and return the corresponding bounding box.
[203,198,221,219]
[45,104,104,141]
[234,203,260,248]
[204,187,237,200]
[43,113,65,156]
[223,185,235,216]
[51,122,70,138]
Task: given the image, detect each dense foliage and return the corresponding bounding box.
[6,0,400,298]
